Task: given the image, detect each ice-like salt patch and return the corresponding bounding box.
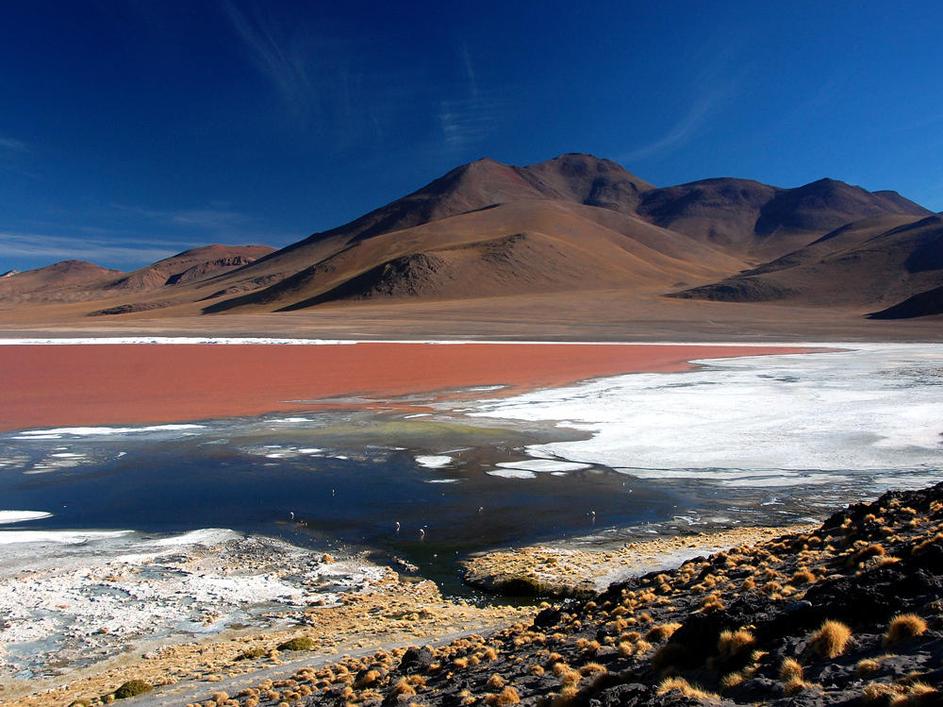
[720,474,850,488]
[415,455,452,469]
[271,417,313,423]
[0,510,52,525]
[0,526,388,680]
[0,530,132,545]
[872,474,943,490]
[487,468,537,479]
[15,424,205,437]
[496,460,591,473]
[143,528,240,547]
[469,344,943,488]
[299,448,323,454]
[425,478,459,484]
[49,452,84,458]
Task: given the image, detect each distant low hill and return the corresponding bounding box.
[1,153,939,324]
[0,244,272,308]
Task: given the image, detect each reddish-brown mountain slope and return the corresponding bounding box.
[674,214,943,311]
[204,199,745,312]
[106,244,273,291]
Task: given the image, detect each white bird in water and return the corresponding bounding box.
[478,506,484,514]
[394,521,401,533]
[419,528,426,540]
[289,511,295,521]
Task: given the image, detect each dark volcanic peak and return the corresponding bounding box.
[637,174,930,260]
[637,177,779,251]
[754,177,929,237]
[520,152,655,213]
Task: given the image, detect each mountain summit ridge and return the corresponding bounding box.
[1,153,938,323]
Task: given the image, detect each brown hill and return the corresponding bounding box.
[203,198,744,313]
[106,244,273,291]
[674,214,943,311]
[637,177,929,261]
[204,154,658,304]
[0,260,124,304]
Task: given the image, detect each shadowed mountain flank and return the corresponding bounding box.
[637,177,929,261]
[869,284,943,319]
[673,215,943,312]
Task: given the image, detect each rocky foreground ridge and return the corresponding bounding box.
[181,482,943,707]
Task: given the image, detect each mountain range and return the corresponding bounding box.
[2,153,940,326]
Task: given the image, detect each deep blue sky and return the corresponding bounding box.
[2,1,942,272]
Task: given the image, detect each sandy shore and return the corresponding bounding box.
[462,524,817,598]
[0,341,816,431]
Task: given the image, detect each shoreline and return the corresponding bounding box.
[0,521,812,706]
[462,524,818,598]
[0,341,822,432]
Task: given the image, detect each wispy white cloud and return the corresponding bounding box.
[220,0,317,118]
[0,137,28,153]
[620,91,726,163]
[111,203,250,230]
[0,231,192,265]
[619,42,742,164]
[438,44,505,150]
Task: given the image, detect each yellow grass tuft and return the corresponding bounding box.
[354,669,381,688]
[779,658,804,682]
[495,686,521,706]
[792,568,816,585]
[717,629,756,660]
[646,622,682,642]
[391,678,416,697]
[657,677,719,701]
[885,613,928,646]
[809,620,853,659]
[486,674,505,690]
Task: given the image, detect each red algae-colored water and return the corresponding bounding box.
[0,343,814,431]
